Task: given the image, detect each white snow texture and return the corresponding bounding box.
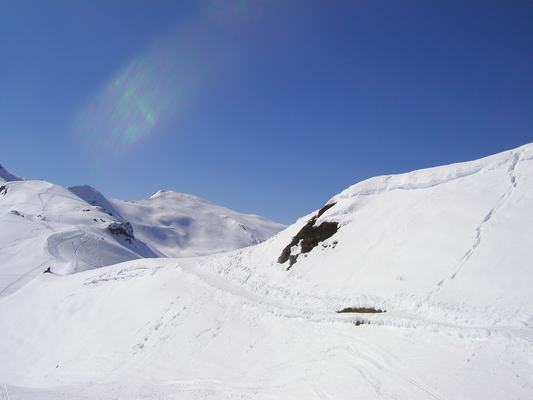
[1,144,532,399]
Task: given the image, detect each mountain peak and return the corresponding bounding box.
[0,163,23,183]
[149,189,171,198]
[148,189,208,203]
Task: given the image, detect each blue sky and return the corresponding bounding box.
[1,0,532,223]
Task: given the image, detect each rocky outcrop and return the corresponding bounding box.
[278,203,338,269]
[107,222,134,243]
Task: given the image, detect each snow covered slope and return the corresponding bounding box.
[0,144,532,399]
[108,190,285,258]
[268,142,533,321]
[66,186,284,258]
[0,175,284,296]
[0,180,159,296]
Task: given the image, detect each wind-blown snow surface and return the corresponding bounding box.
[0,174,284,296]
[1,144,533,399]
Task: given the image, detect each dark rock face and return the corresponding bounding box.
[336,307,385,314]
[278,203,338,269]
[107,222,134,243]
[0,185,7,196]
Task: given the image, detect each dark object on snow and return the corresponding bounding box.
[337,307,385,314]
[0,185,7,196]
[43,266,52,274]
[278,203,338,269]
[107,221,134,243]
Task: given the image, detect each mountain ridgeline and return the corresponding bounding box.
[0,166,285,296]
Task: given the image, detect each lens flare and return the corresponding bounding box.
[73,43,182,150]
[73,0,266,153]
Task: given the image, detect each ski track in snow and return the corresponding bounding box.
[66,257,530,399]
[0,384,9,400]
[177,250,529,343]
[128,257,531,346]
[432,152,521,296]
[0,263,45,297]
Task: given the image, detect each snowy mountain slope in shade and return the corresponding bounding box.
[0,144,532,399]
[0,163,22,182]
[68,184,123,218]
[108,190,286,258]
[0,173,284,296]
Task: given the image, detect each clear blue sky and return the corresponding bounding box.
[1,0,532,223]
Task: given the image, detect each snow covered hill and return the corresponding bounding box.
[0,144,532,399]
[0,169,284,296]
[69,186,284,258]
[109,190,283,258]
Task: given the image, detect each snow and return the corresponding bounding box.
[0,179,284,296]
[0,180,161,296]
[0,144,532,399]
[108,189,285,258]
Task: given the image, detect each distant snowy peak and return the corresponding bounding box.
[0,172,285,295]
[149,189,174,199]
[67,186,286,258]
[148,189,211,204]
[110,189,286,258]
[0,163,23,182]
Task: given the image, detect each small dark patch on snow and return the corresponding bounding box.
[0,185,7,196]
[9,210,24,217]
[337,307,385,314]
[354,320,369,327]
[278,203,338,269]
[107,221,135,243]
[95,206,113,216]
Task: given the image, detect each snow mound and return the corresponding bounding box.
[269,143,533,322]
